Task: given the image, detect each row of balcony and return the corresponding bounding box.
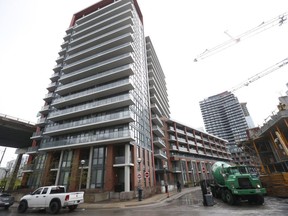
[66,32,134,65]
[23,153,164,173]
[170,145,229,156]
[74,1,133,36]
[44,111,135,136]
[62,42,134,75]
[59,53,134,85]
[69,16,133,52]
[39,129,134,151]
[45,93,134,122]
[53,78,133,109]
[58,62,134,93]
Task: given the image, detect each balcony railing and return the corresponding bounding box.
[22,164,34,172]
[48,93,133,119]
[53,78,131,105]
[26,146,39,154]
[40,129,133,150]
[45,110,134,134]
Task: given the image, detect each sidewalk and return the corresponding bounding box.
[80,187,200,209]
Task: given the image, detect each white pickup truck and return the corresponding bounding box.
[17,185,84,214]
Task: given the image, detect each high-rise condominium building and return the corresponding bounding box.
[199,91,254,159]
[23,0,170,196]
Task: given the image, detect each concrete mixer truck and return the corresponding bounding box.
[209,161,266,205]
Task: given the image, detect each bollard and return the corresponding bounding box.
[138,187,143,201]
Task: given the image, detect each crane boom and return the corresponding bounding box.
[230,58,288,93]
[194,12,288,62]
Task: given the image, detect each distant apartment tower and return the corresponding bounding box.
[24,0,164,196]
[199,91,254,162]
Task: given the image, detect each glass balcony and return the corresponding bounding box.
[22,164,34,173]
[46,82,58,91]
[151,114,163,127]
[72,15,133,45]
[150,103,162,117]
[48,93,134,121]
[114,156,132,165]
[69,24,133,56]
[61,53,134,83]
[26,146,39,154]
[50,72,60,82]
[38,105,50,115]
[66,33,133,63]
[154,149,167,160]
[43,93,54,103]
[62,42,133,74]
[57,64,133,94]
[76,1,132,27]
[53,78,134,108]
[152,125,164,137]
[30,131,43,140]
[44,110,135,136]
[153,137,166,149]
[36,117,47,126]
[39,129,134,151]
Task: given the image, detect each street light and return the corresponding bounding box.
[137,158,142,201]
[163,164,169,198]
[79,160,85,190]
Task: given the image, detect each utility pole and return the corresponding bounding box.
[0,148,7,166]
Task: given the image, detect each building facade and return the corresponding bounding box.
[199,91,254,163]
[19,0,232,200]
[23,0,156,195]
[162,118,231,187]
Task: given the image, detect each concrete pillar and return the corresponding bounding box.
[69,149,80,191]
[41,153,52,186]
[55,150,63,185]
[124,144,130,192]
[7,153,23,191]
[86,146,93,189]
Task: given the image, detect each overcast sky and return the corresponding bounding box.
[0,0,288,165]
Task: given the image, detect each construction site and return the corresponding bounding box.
[195,12,288,197]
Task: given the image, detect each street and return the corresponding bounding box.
[0,189,287,216]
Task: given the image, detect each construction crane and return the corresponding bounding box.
[194,12,288,62]
[229,57,288,93]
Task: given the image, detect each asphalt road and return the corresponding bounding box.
[0,189,287,216]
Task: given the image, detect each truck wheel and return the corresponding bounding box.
[221,190,227,202]
[256,195,264,205]
[68,205,78,211]
[225,190,235,205]
[49,201,60,214]
[211,187,216,198]
[18,200,28,213]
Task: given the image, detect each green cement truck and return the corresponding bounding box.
[209,161,266,205]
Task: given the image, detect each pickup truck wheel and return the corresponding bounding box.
[68,205,78,211]
[18,200,28,213]
[49,201,60,214]
[225,190,235,205]
[4,205,9,210]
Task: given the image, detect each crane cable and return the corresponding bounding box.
[194,12,288,62]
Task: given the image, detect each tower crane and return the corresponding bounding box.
[194,12,287,62]
[229,57,288,93]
